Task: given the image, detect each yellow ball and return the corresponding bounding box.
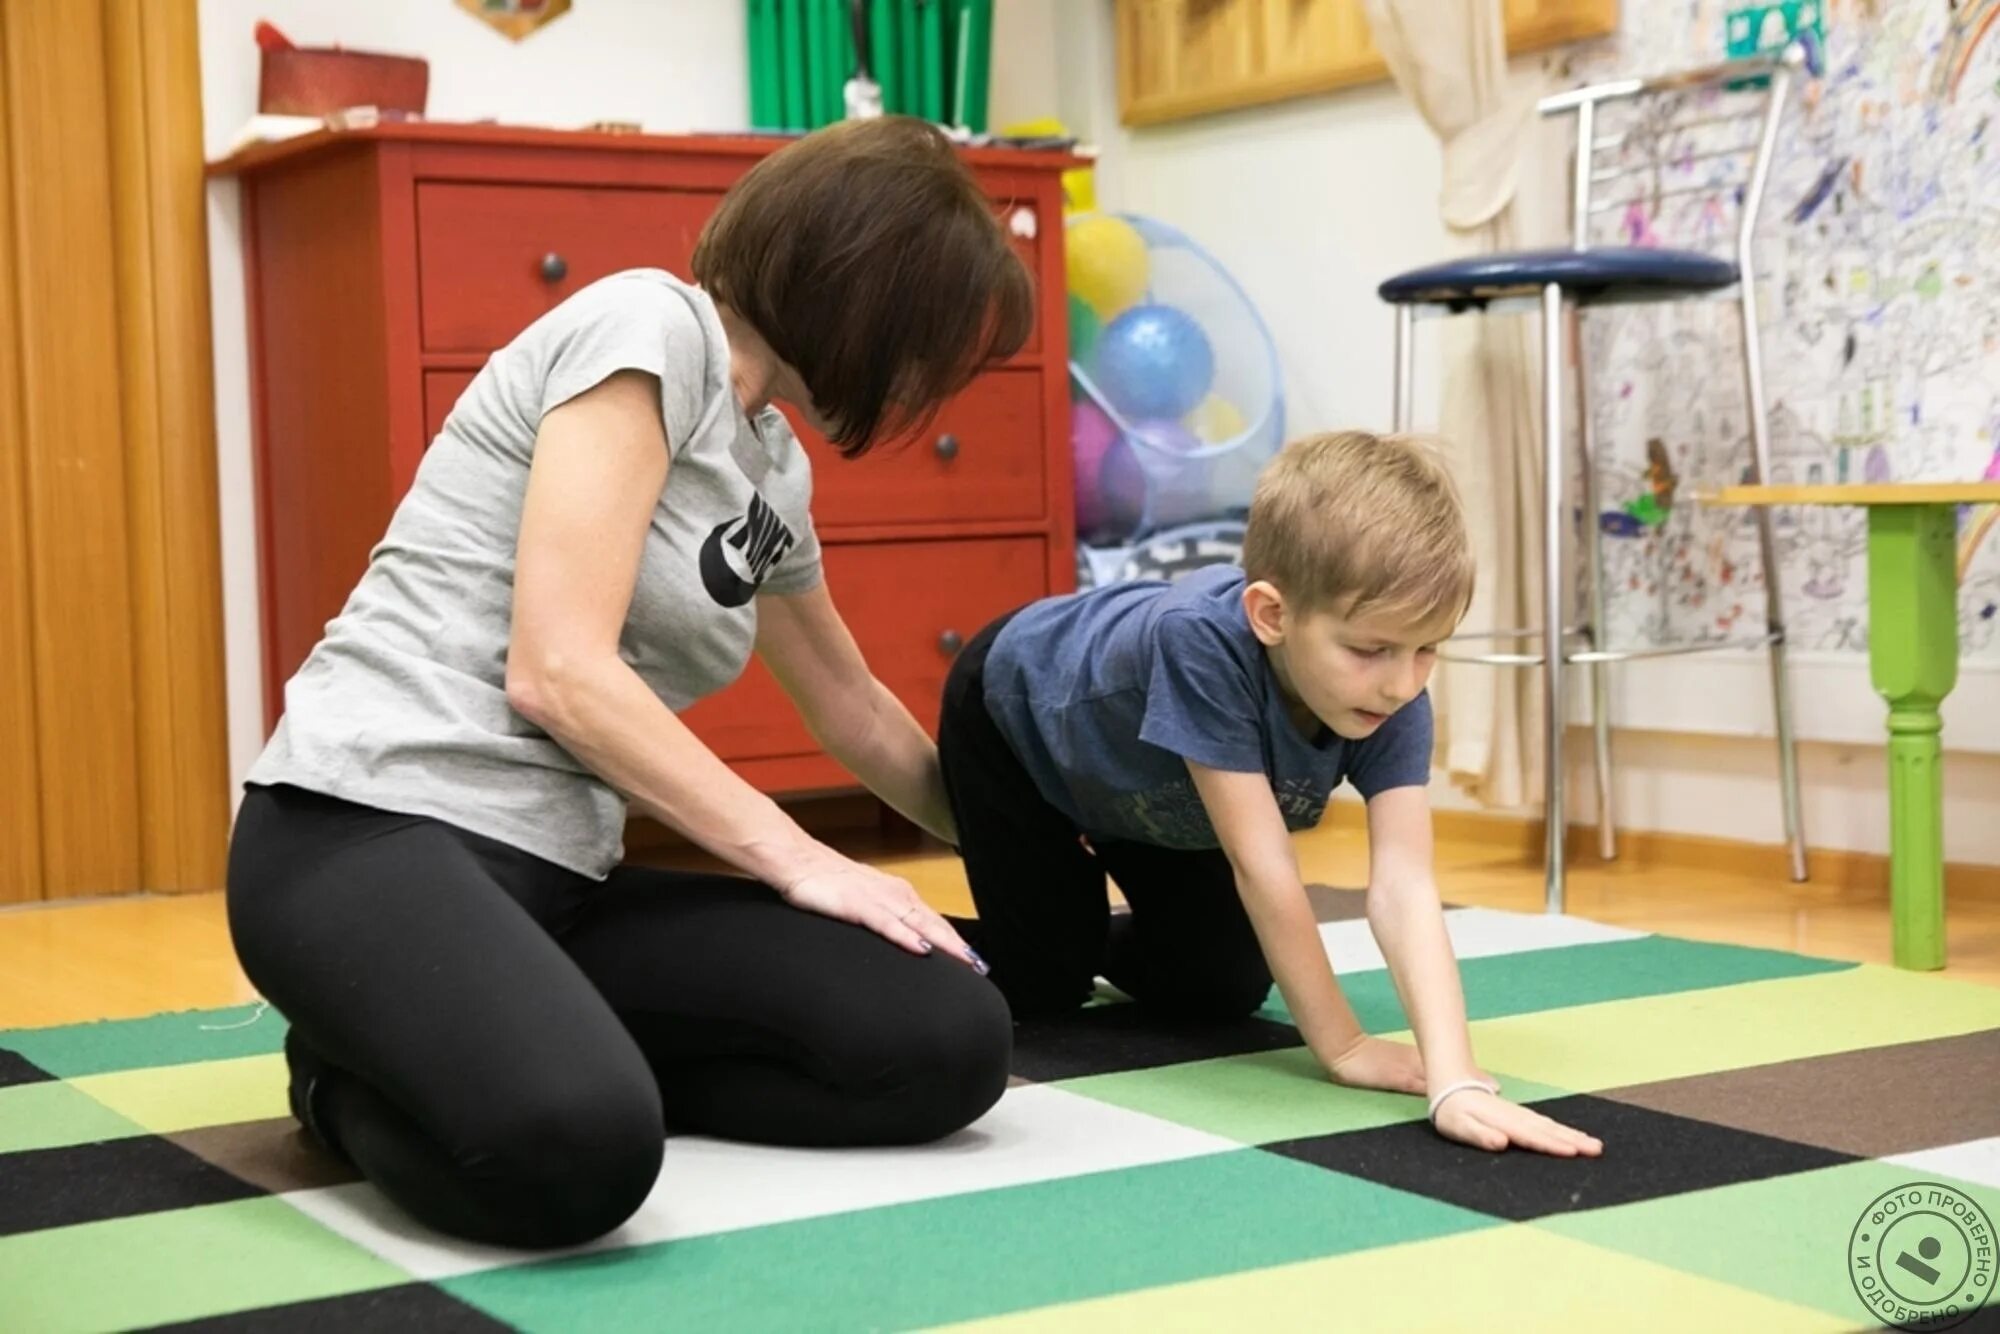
[1185,393,1247,443]
[1066,215,1149,321]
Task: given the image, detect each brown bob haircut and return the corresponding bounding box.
[691,116,1036,457]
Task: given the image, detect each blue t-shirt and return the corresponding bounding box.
[981,565,1432,850]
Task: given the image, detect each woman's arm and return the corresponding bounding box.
[503,370,974,963]
[754,584,956,846]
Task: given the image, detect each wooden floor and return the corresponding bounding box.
[3,823,1996,1030]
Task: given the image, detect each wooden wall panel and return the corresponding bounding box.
[0,0,228,901]
[106,0,230,891]
[3,0,143,898]
[0,4,45,905]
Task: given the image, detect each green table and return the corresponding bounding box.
[1711,483,2000,970]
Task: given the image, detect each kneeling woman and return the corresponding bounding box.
[227,118,1030,1248]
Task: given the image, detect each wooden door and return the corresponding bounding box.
[0,0,228,901]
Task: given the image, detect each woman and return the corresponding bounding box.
[227,117,1033,1249]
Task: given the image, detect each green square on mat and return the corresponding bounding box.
[2,1005,288,1078]
[1258,935,1856,1031]
[0,1081,147,1153]
[445,1150,1498,1333]
[1054,1046,1572,1145]
[0,1197,408,1331]
[1536,1160,2000,1323]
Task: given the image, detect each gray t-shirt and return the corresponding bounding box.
[981,565,1432,849]
[247,269,823,877]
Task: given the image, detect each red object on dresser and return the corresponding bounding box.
[209,123,1080,799]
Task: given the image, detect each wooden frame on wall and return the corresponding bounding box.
[1115,0,1620,127]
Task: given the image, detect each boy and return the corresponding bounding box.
[939,431,1602,1156]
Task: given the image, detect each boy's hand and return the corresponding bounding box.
[1323,1034,1497,1099]
[1323,1035,1428,1095]
[1432,1088,1604,1157]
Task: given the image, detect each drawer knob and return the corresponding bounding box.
[933,432,961,461]
[539,252,568,283]
[938,629,964,656]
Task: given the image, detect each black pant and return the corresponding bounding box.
[226,784,1011,1249]
[937,615,1273,1022]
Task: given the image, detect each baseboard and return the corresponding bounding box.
[1427,807,2000,899]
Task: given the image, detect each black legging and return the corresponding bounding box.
[225,783,1012,1250]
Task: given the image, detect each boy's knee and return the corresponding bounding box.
[1145,968,1273,1021]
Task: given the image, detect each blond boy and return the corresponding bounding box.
[938,431,1603,1155]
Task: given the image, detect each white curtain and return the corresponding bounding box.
[1364,0,1548,809]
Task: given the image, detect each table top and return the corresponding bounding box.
[1702,483,2000,506]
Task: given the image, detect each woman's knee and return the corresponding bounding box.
[466,1073,665,1248]
[855,965,1014,1143]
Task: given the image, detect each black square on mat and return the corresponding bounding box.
[1011,1000,1302,1082]
[0,1135,264,1236]
[1262,1094,1858,1221]
[141,1283,516,1333]
[0,1046,56,1088]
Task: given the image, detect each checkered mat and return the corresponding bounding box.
[5,889,2000,1332]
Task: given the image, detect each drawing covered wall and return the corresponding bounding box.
[1558,0,2000,661]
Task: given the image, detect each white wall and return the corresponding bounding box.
[1049,0,2000,862]
[201,0,1076,797]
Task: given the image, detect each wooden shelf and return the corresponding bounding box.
[1705,483,2000,507]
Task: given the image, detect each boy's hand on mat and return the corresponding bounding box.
[1432,1090,1604,1158]
[780,861,989,974]
[1322,1036,1429,1096]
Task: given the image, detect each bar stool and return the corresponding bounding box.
[1376,42,1817,912]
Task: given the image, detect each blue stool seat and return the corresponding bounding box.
[1378,247,1739,310]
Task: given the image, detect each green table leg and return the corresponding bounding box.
[1867,504,1959,970]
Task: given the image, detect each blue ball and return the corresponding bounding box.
[1092,303,1214,421]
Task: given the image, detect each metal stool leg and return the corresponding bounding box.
[1541,284,1568,912]
[1570,307,1617,862]
[1393,305,1415,432]
[1737,283,1809,882]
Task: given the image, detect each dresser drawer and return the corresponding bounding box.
[793,370,1046,528]
[681,536,1046,762]
[416,182,720,352]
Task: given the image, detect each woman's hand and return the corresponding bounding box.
[1432,1088,1603,1157]
[780,858,988,973]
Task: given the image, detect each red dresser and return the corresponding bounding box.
[211,123,1079,797]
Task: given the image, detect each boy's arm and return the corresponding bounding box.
[1365,785,1606,1157]
[1360,786,1484,1090]
[1186,760,1376,1076]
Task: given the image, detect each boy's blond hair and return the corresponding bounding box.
[1241,430,1475,628]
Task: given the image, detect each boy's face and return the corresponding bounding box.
[1245,583,1454,740]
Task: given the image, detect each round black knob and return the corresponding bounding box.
[934,432,961,461]
[938,629,964,655]
[539,252,568,283]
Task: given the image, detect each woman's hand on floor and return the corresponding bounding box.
[780,860,988,974]
[1432,1089,1603,1157]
